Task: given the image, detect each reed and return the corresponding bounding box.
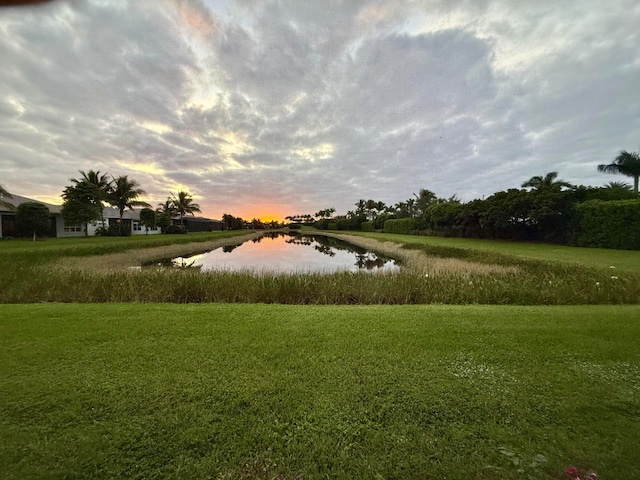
[1,231,639,304]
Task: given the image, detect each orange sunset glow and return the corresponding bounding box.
[207,204,289,224]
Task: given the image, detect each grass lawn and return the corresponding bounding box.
[2,303,639,479]
[2,231,640,304]
[349,232,640,273]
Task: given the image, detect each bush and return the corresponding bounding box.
[15,202,51,239]
[384,218,418,235]
[288,223,302,230]
[574,199,640,249]
[164,225,187,234]
[374,213,394,230]
[360,221,374,232]
[313,219,330,230]
[96,225,131,237]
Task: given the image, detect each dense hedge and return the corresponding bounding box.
[384,218,418,235]
[575,199,640,249]
[360,221,374,232]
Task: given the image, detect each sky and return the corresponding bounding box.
[1,0,639,221]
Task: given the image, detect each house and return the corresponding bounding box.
[177,216,224,232]
[0,192,161,238]
[1,190,224,237]
[1,193,61,238]
[90,206,162,236]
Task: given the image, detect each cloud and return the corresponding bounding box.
[1,0,639,218]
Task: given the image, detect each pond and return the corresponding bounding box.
[162,232,401,274]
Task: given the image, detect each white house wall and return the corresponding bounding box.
[55,211,162,237]
[55,215,84,237]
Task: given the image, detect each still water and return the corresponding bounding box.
[168,232,400,274]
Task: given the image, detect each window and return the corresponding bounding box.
[132,221,142,231]
[64,223,82,233]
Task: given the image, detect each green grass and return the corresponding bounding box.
[2,232,640,304]
[347,231,640,272]
[0,230,253,261]
[2,234,640,477]
[1,303,639,479]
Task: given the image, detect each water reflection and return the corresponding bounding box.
[158,232,400,273]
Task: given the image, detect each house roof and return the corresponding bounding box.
[0,193,223,223]
[0,192,62,214]
[183,216,224,223]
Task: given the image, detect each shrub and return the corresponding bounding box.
[374,213,394,230]
[384,218,418,235]
[574,199,640,249]
[96,225,131,237]
[313,219,330,230]
[361,221,374,232]
[164,225,187,234]
[15,202,51,239]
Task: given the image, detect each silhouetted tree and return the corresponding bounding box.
[521,171,574,191]
[71,170,112,227]
[108,175,149,235]
[414,189,437,216]
[139,207,157,234]
[170,191,201,227]
[598,150,640,194]
[16,202,50,241]
[61,180,103,236]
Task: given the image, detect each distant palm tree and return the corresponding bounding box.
[157,199,178,216]
[603,181,633,192]
[0,184,14,210]
[598,150,640,194]
[414,189,437,216]
[108,175,150,234]
[71,170,112,227]
[521,172,574,191]
[170,191,201,227]
[155,199,177,232]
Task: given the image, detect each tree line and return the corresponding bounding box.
[301,150,640,249]
[1,170,286,239]
[59,170,204,236]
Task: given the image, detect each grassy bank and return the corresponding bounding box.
[347,231,640,273]
[2,303,639,479]
[1,231,640,304]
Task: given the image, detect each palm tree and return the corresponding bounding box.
[157,199,177,216]
[155,199,177,232]
[603,181,633,192]
[108,175,150,234]
[170,191,201,227]
[71,170,112,227]
[0,184,14,210]
[598,150,640,194]
[414,189,437,216]
[521,171,574,191]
